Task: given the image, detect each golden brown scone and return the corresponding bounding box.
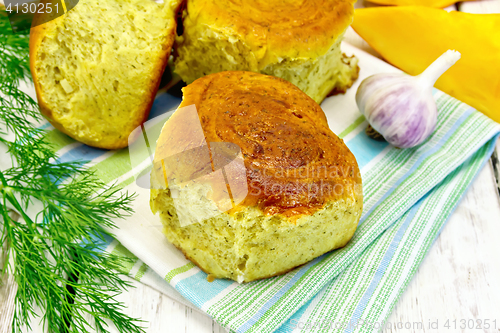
[174,0,359,104]
[151,71,363,283]
[30,0,181,149]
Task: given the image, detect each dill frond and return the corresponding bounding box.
[1,10,145,333]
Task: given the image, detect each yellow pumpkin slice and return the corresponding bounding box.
[352,7,500,123]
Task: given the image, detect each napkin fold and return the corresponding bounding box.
[23,44,500,332]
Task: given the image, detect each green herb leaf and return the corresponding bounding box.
[0,10,145,333]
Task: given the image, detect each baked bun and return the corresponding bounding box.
[30,0,181,149]
[174,0,359,104]
[150,71,363,283]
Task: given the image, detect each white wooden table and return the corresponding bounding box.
[107,2,500,332]
[2,1,500,332]
[113,147,500,333]
[87,2,500,331]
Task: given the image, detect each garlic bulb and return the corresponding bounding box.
[356,50,461,148]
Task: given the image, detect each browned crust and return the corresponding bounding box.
[182,0,355,69]
[153,71,363,283]
[154,71,362,218]
[29,13,58,126]
[29,1,181,150]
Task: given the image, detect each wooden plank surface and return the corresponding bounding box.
[0,212,19,333]
[459,0,500,13]
[27,145,497,333]
[0,249,17,333]
[2,1,500,332]
[385,147,500,332]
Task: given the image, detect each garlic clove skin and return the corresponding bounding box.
[356,73,437,148]
[355,50,461,149]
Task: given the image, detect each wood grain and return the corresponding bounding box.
[0,211,20,333]
[386,143,500,332]
[459,0,500,13]
[68,275,228,333]
[113,276,227,333]
[0,266,17,333]
[13,1,500,332]
[68,139,500,333]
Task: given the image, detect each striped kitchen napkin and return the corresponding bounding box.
[24,43,500,332]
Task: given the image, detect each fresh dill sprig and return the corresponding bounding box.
[0,10,145,333]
